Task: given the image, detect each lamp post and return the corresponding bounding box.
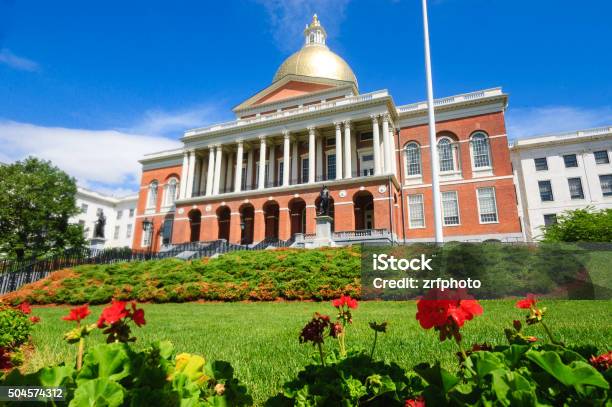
[141,218,153,257]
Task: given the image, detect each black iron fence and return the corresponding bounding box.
[0,238,295,295]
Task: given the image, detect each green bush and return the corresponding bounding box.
[8,247,361,305]
[2,341,253,406]
[0,307,32,349]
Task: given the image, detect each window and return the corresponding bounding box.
[126,224,132,239]
[408,194,425,228]
[438,138,455,172]
[326,137,335,147]
[327,154,336,179]
[301,158,309,182]
[162,218,173,245]
[477,187,498,223]
[594,150,610,165]
[116,210,123,220]
[404,142,421,176]
[129,208,135,217]
[278,160,284,184]
[600,174,612,196]
[142,226,152,247]
[563,154,578,168]
[543,214,557,227]
[538,180,554,202]
[534,157,548,171]
[470,132,491,168]
[360,132,373,142]
[360,154,374,176]
[80,203,88,213]
[147,181,159,208]
[78,220,86,237]
[567,177,584,200]
[164,178,179,206]
[113,226,120,240]
[441,191,460,225]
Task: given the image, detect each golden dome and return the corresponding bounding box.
[272,15,358,88]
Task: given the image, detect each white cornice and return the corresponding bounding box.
[509,126,612,150]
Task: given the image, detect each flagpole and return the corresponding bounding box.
[422,0,444,243]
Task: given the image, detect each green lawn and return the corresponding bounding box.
[24,300,612,406]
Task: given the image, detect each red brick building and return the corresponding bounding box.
[132,15,522,251]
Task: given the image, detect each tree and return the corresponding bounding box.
[541,207,612,243]
[0,157,86,260]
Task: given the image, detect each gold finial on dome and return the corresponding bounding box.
[272,14,358,88]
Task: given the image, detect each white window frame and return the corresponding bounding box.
[359,132,373,142]
[407,194,425,229]
[469,132,492,170]
[163,177,179,208]
[357,148,374,177]
[146,181,159,209]
[113,225,120,240]
[300,153,309,183]
[325,150,337,180]
[437,137,460,174]
[141,225,152,247]
[567,177,585,200]
[126,224,133,239]
[404,142,422,178]
[476,187,499,224]
[441,191,461,226]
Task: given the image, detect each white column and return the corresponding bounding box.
[212,146,223,195]
[179,151,189,199]
[205,146,215,196]
[268,140,276,186]
[351,131,358,175]
[334,122,343,180]
[291,138,298,183]
[246,146,254,190]
[225,153,234,191]
[258,137,267,189]
[283,131,290,186]
[185,150,196,198]
[308,126,316,183]
[192,157,201,196]
[382,113,392,173]
[371,115,381,175]
[234,141,244,192]
[316,134,323,180]
[389,124,398,176]
[343,120,352,179]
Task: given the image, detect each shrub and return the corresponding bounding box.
[0,307,31,349]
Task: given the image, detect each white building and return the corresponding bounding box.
[72,188,138,248]
[511,126,612,240]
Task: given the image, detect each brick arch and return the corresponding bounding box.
[262,200,280,239]
[353,190,374,230]
[216,205,231,241]
[238,203,255,244]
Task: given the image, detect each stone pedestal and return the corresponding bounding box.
[312,215,335,247]
[89,237,106,251]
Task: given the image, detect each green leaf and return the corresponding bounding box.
[70,377,124,407]
[414,362,459,393]
[37,364,75,387]
[525,350,609,392]
[77,343,131,384]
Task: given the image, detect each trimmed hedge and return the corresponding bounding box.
[4,247,361,305]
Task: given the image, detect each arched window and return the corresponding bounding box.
[163,177,179,207]
[471,132,491,168]
[404,142,421,176]
[147,181,158,208]
[438,138,455,172]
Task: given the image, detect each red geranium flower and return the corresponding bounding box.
[63,305,91,323]
[332,295,358,309]
[131,303,146,327]
[17,302,31,314]
[516,294,537,309]
[29,316,40,324]
[416,289,483,330]
[406,396,426,407]
[97,300,129,327]
[590,351,612,372]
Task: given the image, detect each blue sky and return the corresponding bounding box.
[0,0,610,195]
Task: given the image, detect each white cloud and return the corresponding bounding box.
[254,0,352,52]
[0,48,39,72]
[506,106,612,139]
[0,120,180,195]
[127,104,229,137]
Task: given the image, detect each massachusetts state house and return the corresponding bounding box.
[134,15,523,250]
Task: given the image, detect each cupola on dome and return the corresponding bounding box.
[272,14,358,88]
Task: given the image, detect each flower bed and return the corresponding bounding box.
[2,247,361,305]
